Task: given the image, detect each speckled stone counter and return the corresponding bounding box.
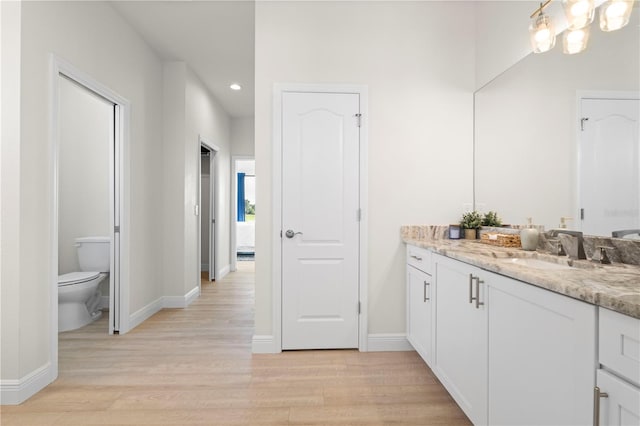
[402,233,640,320]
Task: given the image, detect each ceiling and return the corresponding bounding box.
[111,1,255,118]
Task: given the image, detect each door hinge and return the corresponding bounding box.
[580,208,584,220]
[581,117,589,131]
[358,301,361,314]
[114,225,120,233]
[280,230,282,238]
[356,208,362,222]
[355,113,362,128]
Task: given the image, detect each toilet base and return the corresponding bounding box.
[59,302,102,332]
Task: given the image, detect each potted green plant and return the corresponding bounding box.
[482,211,502,227]
[460,210,482,239]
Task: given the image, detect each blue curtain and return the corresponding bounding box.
[237,173,245,222]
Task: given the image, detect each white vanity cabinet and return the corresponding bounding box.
[433,253,488,425]
[430,252,596,426]
[596,308,640,426]
[487,271,596,426]
[406,245,433,365]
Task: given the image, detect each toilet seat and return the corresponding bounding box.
[58,271,101,287]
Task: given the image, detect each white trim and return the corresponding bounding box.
[366,334,412,352]
[575,90,640,231]
[271,83,369,353]
[163,286,200,309]
[49,55,131,389]
[128,297,163,331]
[251,335,277,354]
[217,264,231,281]
[201,262,209,271]
[0,363,52,405]
[231,155,255,273]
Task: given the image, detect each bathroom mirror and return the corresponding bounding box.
[474,8,639,235]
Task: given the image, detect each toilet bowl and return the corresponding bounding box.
[58,272,108,332]
[58,236,110,332]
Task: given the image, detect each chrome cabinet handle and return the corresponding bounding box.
[469,274,475,304]
[410,255,423,261]
[593,386,608,426]
[285,229,303,238]
[475,278,484,309]
[424,280,430,302]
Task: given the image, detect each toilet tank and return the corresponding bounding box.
[75,237,110,272]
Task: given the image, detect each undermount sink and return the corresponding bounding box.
[499,257,574,271]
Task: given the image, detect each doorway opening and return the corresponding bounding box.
[199,138,219,285]
[50,56,130,380]
[231,157,255,272]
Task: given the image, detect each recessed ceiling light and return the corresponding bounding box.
[230,83,242,91]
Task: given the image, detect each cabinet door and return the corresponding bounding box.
[407,264,432,365]
[597,369,640,426]
[434,254,487,425]
[487,272,596,426]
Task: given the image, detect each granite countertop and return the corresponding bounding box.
[403,237,640,320]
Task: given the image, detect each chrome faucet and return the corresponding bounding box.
[548,229,587,260]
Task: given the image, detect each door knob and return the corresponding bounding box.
[285,229,303,238]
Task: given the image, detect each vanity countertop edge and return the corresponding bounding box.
[404,237,640,320]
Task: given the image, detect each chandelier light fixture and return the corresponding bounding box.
[529,1,557,53]
[530,0,634,54]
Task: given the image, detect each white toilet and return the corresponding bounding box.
[58,236,110,332]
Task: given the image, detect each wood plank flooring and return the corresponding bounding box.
[1,261,470,425]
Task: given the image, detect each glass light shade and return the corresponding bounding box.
[563,26,591,54]
[562,0,595,29]
[529,14,556,53]
[599,0,633,31]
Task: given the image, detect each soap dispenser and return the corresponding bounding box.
[520,218,539,251]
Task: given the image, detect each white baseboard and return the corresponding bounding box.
[218,264,231,280]
[162,286,200,309]
[183,286,200,307]
[366,333,412,352]
[0,363,52,405]
[252,335,279,353]
[201,263,208,271]
[128,297,163,331]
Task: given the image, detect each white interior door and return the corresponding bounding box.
[580,97,640,236]
[281,91,360,350]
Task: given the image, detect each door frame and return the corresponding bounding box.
[231,155,255,272]
[272,83,369,352]
[198,136,219,286]
[575,90,640,231]
[49,55,131,380]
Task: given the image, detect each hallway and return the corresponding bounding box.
[1,262,469,425]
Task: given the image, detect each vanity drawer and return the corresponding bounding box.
[599,307,640,385]
[406,245,432,274]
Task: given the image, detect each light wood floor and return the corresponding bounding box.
[1,261,470,425]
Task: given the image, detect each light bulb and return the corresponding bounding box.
[599,0,633,31]
[529,13,556,53]
[562,0,595,29]
[563,26,590,54]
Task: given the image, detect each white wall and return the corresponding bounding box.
[185,67,231,284]
[231,117,255,156]
[58,77,111,275]
[254,1,476,339]
[1,0,23,383]
[162,63,232,295]
[2,0,165,388]
[474,1,537,89]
